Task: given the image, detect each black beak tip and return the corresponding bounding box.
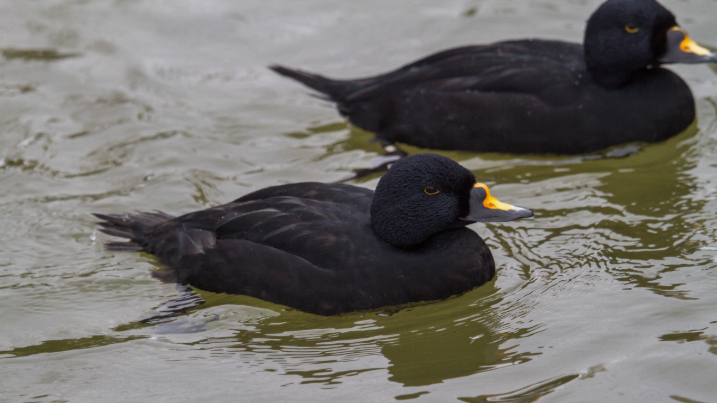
[512,206,534,219]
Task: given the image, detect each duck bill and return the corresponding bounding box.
[461,184,533,223]
[659,27,717,64]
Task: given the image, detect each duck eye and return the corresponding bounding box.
[625,24,639,34]
[424,187,440,195]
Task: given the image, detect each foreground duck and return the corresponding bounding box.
[95,154,532,315]
[272,0,717,155]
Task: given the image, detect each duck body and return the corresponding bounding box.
[272,0,716,155]
[276,40,694,154]
[96,154,531,315]
[100,184,493,316]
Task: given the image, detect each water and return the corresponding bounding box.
[1,0,716,402]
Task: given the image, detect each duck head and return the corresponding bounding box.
[584,0,717,88]
[370,154,533,248]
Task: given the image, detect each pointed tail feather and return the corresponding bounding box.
[270,65,357,101]
[93,211,174,252]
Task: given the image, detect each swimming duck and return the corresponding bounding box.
[271,0,717,155]
[94,154,532,315]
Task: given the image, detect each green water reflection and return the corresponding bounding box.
[126,282,544,388]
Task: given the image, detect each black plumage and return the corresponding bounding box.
[271,0,717,154]
[94,154,532,315]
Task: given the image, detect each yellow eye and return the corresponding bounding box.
[424,187,440,195]
[625,24,639,33]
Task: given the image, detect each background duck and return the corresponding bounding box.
[272,0,717,155]
[94,154,532,316]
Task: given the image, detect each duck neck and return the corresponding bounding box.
[583,43,646,88]
[370,203,431,248]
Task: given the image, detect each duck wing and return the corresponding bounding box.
[333,40,607,153]
[134,183,372,266]
[95,183,377,314]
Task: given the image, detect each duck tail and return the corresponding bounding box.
[93,211,174,252]
[270,65,357,101]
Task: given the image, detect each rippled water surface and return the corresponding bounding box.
[2,1,717,402]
